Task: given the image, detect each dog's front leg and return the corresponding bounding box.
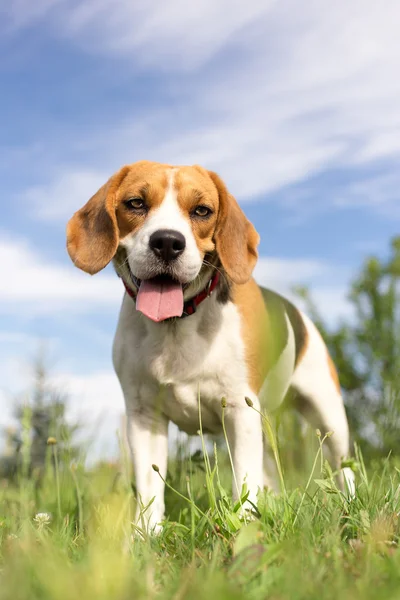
[224,396,264,509]
[126,407,168,533]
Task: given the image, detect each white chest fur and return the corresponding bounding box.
[113,294,252,435]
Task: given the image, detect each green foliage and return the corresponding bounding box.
[2,431,400,599]
[294,236,400,459]
[1,239,400,597]
[0,353,82,481]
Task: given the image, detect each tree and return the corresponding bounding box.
[0,352,81,481]
[294,236,400,459]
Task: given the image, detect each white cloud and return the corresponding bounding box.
[50,370,123,418]
[254,257,325,289]
[305,285,352,323]
[334,172,400,218]
[9,0,399,215]
[0,390,13,429]
[2,0,275,69]
[0,354,32,431]
[0,332,39,345]
[0,0,66,32]
[27,169,106,221]
[48,369,124,459]
[0,358,124,460]
[0,235,122,314]
[253,256,352,323]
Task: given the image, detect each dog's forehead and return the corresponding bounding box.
[117,161,217,199]
[174,166,217,197]
[119,161,170,190]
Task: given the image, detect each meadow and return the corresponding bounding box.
[1,238,399,598]
[2,4,399,598]
[1,409,400,600]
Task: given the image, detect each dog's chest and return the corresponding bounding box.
[144,302,245,378]
[115,299,250,435]
[158,378,227,434]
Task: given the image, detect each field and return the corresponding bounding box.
[1,417,400,600]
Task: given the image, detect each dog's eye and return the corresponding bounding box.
[192,205,212,218]
[125,197,146,210]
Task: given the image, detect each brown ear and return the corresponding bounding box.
[66,167,129,274]
[209,170,259,284]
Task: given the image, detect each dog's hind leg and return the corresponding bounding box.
[289,314,355,496]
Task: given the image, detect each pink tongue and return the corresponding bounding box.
[136,278,184,322]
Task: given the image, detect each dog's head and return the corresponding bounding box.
[67,161,259,319]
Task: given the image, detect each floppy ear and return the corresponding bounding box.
[208,170,259,284]
[66,166,129,274]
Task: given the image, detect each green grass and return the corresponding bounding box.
[1,432,400,600]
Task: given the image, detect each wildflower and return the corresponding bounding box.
[245,397,253,407]
[34,512,52,528]
[221,397,227,408]
[152,464,160,473]
[47,437,57,445]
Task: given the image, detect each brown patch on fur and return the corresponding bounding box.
[281,299,309,366]
[208,170,259,285]
[327,351,341,393]
[236,286,312,394]
[116,162,172,239]
[233,279,272,394]
[67,166,130,274]
[174,167,219,255]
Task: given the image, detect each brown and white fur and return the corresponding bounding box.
[66,161,354,531]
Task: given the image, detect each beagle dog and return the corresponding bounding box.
[67,161,354,530]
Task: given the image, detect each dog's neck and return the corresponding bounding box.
[112,248,232,321]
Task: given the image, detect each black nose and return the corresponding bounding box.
[149,229,186,262]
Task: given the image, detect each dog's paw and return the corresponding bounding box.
[236,502,259,523]
[149,522,164,536]
[342,467,356,500]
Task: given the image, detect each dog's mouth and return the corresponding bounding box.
[133,274,185,322]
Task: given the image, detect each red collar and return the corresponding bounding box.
[122,272,220,319]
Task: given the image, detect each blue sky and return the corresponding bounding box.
[1,1,399,457]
